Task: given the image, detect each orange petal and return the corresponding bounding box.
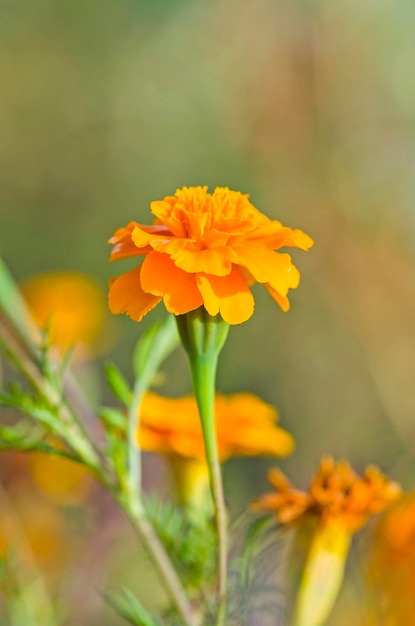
[108,265,161,322]
[277,227,314,251]
[233,245,295,283]
[172,245,235,276]
[265,284,290,311]
[246,223,314,251]
[223,427,294,458]
[131,225,179,250]
[266,256,300,296]
[109,223,173,261]
[196,267,254,324]
[140,251,204,315]
[109,222,149,261]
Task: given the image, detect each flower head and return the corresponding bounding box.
[252,456,401,532]
[108,186,313,324]
[137,391,293,510]
[137,391,294,462]
[364,492,415,623]
[252,458,400,626]
[22,271,109,358]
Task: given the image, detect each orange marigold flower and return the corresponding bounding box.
[137,391,294,462]
[108,186,313,325]
[22,271,110,358]
[365,492,415,623]
[252,456,401,532]
[252,458,400,626]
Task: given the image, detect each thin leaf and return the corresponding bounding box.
[105,362,132,406]
[99,406,127,432]
[133,315,179,389]
[105,589,162,626]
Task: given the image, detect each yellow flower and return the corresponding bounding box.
[108,186,313,325]
[137,391,294,461]
[252,457,400,626]
[137,391,294,509]
[22,271,109,358]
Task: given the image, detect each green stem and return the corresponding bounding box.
[0,319,101,471]
[124,505,198,626]
[176,310,229,626]
[124,379,196,626]
[188,354,227,626]
[127,380,145,513]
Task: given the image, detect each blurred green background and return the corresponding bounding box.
[1,0,415,622]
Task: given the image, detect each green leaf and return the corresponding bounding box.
[145,495,216,591]
[99,406,127,432]
[0,389,67,439]
[105,589,162,626]
[105,362,132,405]
[133,315,179,389]
[0,423,78,461]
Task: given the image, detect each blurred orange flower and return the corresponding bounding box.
[28,453,92,507]
[252,456,400,531]
[108,186,313,325]
[137,391,294,509]
[22,271,109,358]
[137,391,294,461]
[366,492,415,623]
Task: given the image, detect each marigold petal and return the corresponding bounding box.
[233,429,295,457]
[265,284,290,312]
[196,267,254,324]
[108,265,161,322]
[246,224,314,251]
[233,245,295,283]
[141,251,204,315]
[172,245,235,276]
[109,222,148,260]
[110,223,174,260]
[279,227,314,251]
[265,258,301,311]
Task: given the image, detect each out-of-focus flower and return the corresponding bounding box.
[108,186,313,325]
[0,490,69,576]
[252,457,400,626]
[366,491,415,624]
[22,271,109,358]
[138,391,294,461]
[253,456,400,531]
[28,453,92,507]
[137,391,294,508]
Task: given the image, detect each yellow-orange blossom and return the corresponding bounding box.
[137,391,294,461]
[108,186,313,324]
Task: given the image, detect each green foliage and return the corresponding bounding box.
[105,589,163,626]
[105,362,132,406]
[133,315,179,388]
[145,496,216,594]
[225,515,288,626]
[0,421,74,459]
[0,385,69,440]
[99,406,127,432]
